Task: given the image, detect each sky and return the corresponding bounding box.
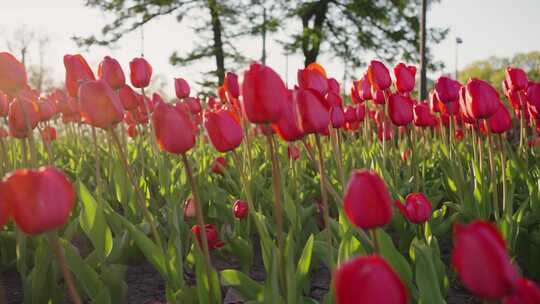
[1,0,539,95]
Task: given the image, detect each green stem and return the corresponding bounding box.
[486,130,499,220]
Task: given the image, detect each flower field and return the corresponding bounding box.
[0,52,539,304]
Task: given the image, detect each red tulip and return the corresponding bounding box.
[298,68,328,96]
[98,56,125,90]
[371,88,385,105]
[343,106,357,124]
[350,81,362,104]
[458,86,476,124]
[174,77,190,99]
[413,102,438,127]
[185,97,202,115]
[118,84,139,110]
[330,106,345,128]
[465,79,500,119]
[325,92,343,108]
[327,77,340,94]
[183,198,196,220]
[129,57,152,89]
[191,224,224,250]
[63,54,95,97]
[241,63,287,123]
[211,156,227,175]
[455,129,464,141]
[434,76,461,103]
[38,99,56,122]
[41,126,57,142]
[153,102,196,154]
[272,91,304,142]
[429,90,441,113]
[224,72,240,99]
[388,94,413,126]
[343,170,392,229]
[394,63,416,94]
[527,83,540,116]
[452,220,519,300]
[78,80,124,129]
[488,102,512,134]
[127,124,138,138]
[505,67,528,91]
[0,52,28,95]
[2,167,75,234]
[440,100,459,116]
[503,279,540,304]
[306,62,327,78]
[287,144,299,161]
[204,109,243,152]
[233,200,249,219]
[294,88,330,134]
[356,103,366,122]
[367,60,391,91]
[395,192,432,224]
[0,92,8,117]
[8,97,40,136]
[333,255,407,304]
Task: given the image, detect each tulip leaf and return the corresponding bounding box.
[378,230,417,297]
[296,234,314,292]
[221,269,264,301]
[78,182,113,259]
[414,243,445,304]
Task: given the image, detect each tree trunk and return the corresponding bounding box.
[208,0,225,84]
[419,0,428,100]
[301,1,330,67]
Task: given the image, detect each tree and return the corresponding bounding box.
[459,52,540,92]
[76,0,254,88]
[280,0,447,72]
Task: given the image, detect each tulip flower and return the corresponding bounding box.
[464,79,501,119]
[204,109,243,152]
[356,74,372,101]
[41,126,57,142]
[505,67,528,91]
[0,52,27,95]
[118,84,139,111]
[298,68,328,96]
[333,255,407,304]
[330,106,346,128]
[343,170,392,229]
[394,63,416,94]
[325,92,342,109]
[191,224,224,250]
[211,156,227,175]
[174,77,190,99]
[350,81,362,104]
[8,97,40,136]
[152,102,196,154]
[306,62,327,77]
[503,278,540,304]
[527,83,540,116]
[434,76,461,103]
[241,63,287,123]
[78,80,124,129]
[272,91,304,141]
[233,200,249,219]
[63,54,95,97]
[287,144,299,161]
[129,57,152,89]
[356,103,366,122]
[2,167,76,234]
[371,88,385,105]
[224,72,240,99]
[455,129,464,141]
[343,105,357,124]
[452,220,519,300]
[327,77,340,94]
[367,60,391,91]
[98,56,125,90]
[488,103,512,134]
[183,198,196,220]
[388,94,413,126]
[38,99,56,122]
[395,192,432,224]
[295,88,330,134]
[185,97,202,115]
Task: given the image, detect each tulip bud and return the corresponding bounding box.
[327,77,340,95]
[388,94,413,126]
[224,72,240,99]
[367,60,391,91]
[129,57,152,89]
[241,63,287,124]
[330,106,346,129]
[63,54,95,97]
[211,156,227,175]
[505,67,528,91]
[394,63,416,94]
[395,192,432,224]
[41,126,57,142]
[452,220,519,300]
[2,167,76,234]
[295,88,330,134]
[434,76,461,103]
[333,255,407,304]
[503,278,540,304]
[465,79,501,119]
[343,170,392,229]
[78,80,124,129]
[233,200,249,219]
[153,102,196,154]
[191,224,224,250]
[183,198,196,220]
[0,52,27,95]
[358,74,372,101]
[174,77,190,99]
[488,102,512,134]
[204,109,243,152]
[98,56,125,90]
